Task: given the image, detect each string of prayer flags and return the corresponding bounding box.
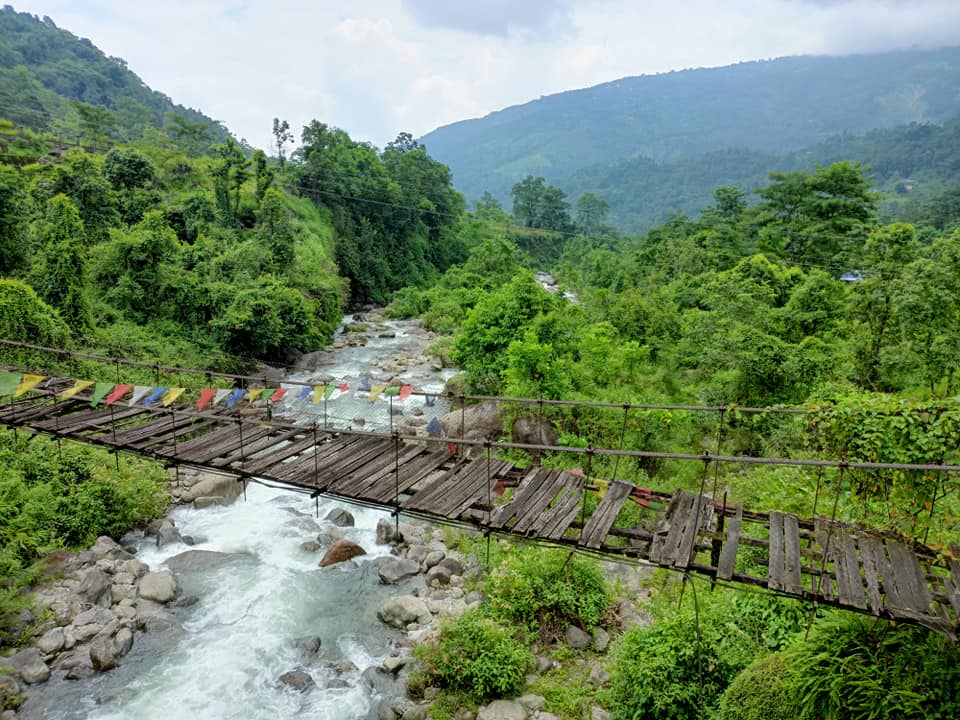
[14,374,44,398]
[427,417,442,437]
[212,389,231,407]
[269,388,287,403]
[0,371,19,399]
[224,388,246,408]
[143,387,168,407]
[197,388,217,411]
[398,385,413,401]
[161,388,185,407]
[105,384,133,405]
[129,386,151,406]
[246,388,264,404]
[60,379,94,400]
[90,382,114,407]
[369,384,385,402]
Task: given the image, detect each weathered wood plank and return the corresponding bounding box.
[857,534,885,615]
[675,494,714,569]
[716,504,742,581]
[512,471,569,534]
[185,425,278,465]
[369,448,452,503]
[334,443,425,497]
[814,522,837,602]
[581,480,634,549]
[835,532,867,610]
[886,540,933,614]
[209,427,304,467]
[945,557,960,617]
[783,513,803,595]
[240,433,319,475]
[537,476,585,540]
[657,491,696,565]
[489,467,549,529]
[768,511,785,591]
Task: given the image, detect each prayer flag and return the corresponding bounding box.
[324,385,337,400]
[337,382,349,392]
[225,388,246,408]
[312,385,327,404]
[246,388,264,404]
[161,388,185,407]
[369,384,385,402]
[383,385,400,397]
[297,386,312,402]
[105,384,132,405]
[14,374,44,397]
[90,382,114,407]
[398,385,413,401]
[270,388,288,403]
[129,385,151,406]
[359,377,372,392]
[425,394,436,407]
[212,389,232,406]
[197,388,217,411]
[60,379,94,400]
[143,387,168,407]
[0,371,20,399]
[427,417,442,437]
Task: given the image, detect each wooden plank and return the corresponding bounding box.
[132,419,219,452]
[857,534,885,614]
[716,504,742,581]
[209,427,304,467]
[405,461,480,513]
[945,557,960,617]
[158,423,236,458]
[489,467,549,528]
[675,494,713,569]
[783,514,803,595]
[581,480,634,548]
[657,491,696,565]
[240,433,318,475]
[768,511,785,591]
[886,540,933,614]
[185,425,277,465]
[271,436,369,483]
[814,521,837,601]
[512,471,569,534]
[370,448,452,503]
[333,443,424,496]
[447,461,514,519]
[835,531,867,610]
[537,477,585,540]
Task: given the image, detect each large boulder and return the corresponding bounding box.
[164,550,251,574]
[183,472,243,505]
[36,627,65,656]
[511,414,559,447]
[439,400,502,442]
[324,508,355,527]
[374,556,421,585]
[477,700,527,720]
[139,571,178,603]
[89,535,132,561]
[565,625,592,650]
[376,596,431,628]
[89,633,120,672]
[376,518,397,545]
[278,668,316,693]
[9,647,50,684]
[318,540,367,568]
[77,567,112,606]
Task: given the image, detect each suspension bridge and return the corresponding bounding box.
[2,344,959,639]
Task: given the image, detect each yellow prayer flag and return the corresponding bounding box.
[368,384,385,402]
[59,380,94,400]
[312,385,327,403]
[593,478,609,499]
[14,374,44,398]
[161,388,185,407]
[247,388,264,404]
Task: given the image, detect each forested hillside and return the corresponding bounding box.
[0,6,228,151]
[420,45,960,217]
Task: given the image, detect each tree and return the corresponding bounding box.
[257,189,295,270]
[575,192,610,236]
[252,149,274,205]
[272,118,293,171]
[386,131,419,154]
[0,164,28,275]
[212,138,251,224]
[44,150,119,244]
[31,194,92,335]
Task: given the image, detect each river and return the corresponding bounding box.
[20,315,455,720]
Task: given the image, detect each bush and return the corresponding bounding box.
[413,609,533,700]
[720,653,795,720]
[486,547,611,640]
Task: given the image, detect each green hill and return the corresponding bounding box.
[420,46,960,208]
[0,6,228,150]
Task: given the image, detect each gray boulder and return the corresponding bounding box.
[114,627,134,657]
[439,400,502,442]
[185,472,243,505]
[10,647,49,684]
[477,700,526,720]
[164,549,250,574]
[374,556,421,585]
[324,508,355,527]
[193,496,226,510]
[139,571,178,603]
[377,596,431,628]
[437,557,464,576]
[279,668,316,693]
[511,414,559,451]
[426,565,452,586]
[565,625,592,650]
[37,626,65,656]
[77,567,111,606]
[89,535,132,561]
[592,627,610,652]
[376,518,397,545]
[424,550,445,568]
[89,633,120,672]
[300,540,322,552]
[316,523,345,547]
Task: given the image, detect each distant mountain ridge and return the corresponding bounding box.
[420,46,960,209]
[0,6,228,148]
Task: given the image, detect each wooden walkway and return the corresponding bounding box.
[3,376,959,639]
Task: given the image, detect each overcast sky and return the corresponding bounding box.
[10,0,960,151]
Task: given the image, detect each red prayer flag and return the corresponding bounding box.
[197,388,217,411]
[105,384,133,405]
[398,385,413,400]
[337,382,349,392]
[270,388,288,403]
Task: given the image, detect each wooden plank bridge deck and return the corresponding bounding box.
[3,376,959,639]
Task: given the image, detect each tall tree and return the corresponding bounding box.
[272,118,293,171]
[0,164,28,275]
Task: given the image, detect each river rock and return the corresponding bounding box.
[293,636,322,659]
[375,556,421,584]
[589,662,611,686]
[377,596,431,628]
[376,518,398,544]
[300,540,322,552]
[182,472,243,505]
[438,557,463,576]
[156,523,184,548]
[0,674,20,706]
[316,522,345,546]
[90,535,132,561]
[592,627,610,652]
[114,626,134,657]
[77,567,111,606]
[477,700,526,720]
[10,647,49,684]
[423,550,445,568]
[511,414,559,453]
[591,706,612,720]
[406,544,428,565]
[164,549,250,574]
[134,600,181,633]
[325,508,355,527]
[193,496,227,509]
[279,668,316,693]
[36,626,65,656]
[397,523,423,546]
[139,571,178,603]
[319,540,366,567]
[565,625,592,650]
[439,400,502,443]
[89,633,120,672]
[121,558,149,578]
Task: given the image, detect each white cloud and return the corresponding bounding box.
[7,1,960,151]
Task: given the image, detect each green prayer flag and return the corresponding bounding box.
[0,371,20,399]
[323,385,336,400]
[383,386,400,397]
[90,382,114,407]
